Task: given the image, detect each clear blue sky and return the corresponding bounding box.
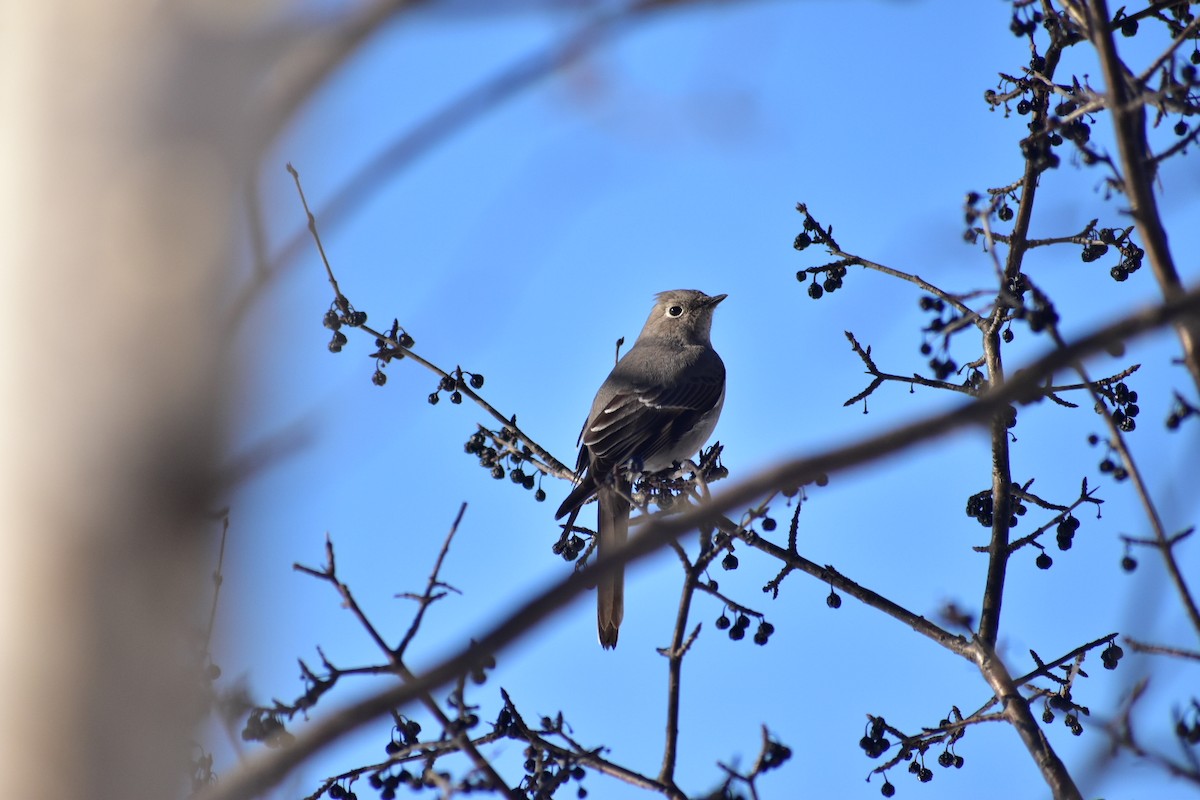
[217,2,1200,798]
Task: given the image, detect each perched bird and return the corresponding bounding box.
[556,290,727,648]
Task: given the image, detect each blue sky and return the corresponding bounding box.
[216,2,1200,798]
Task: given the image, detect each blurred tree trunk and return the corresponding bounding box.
[0,3,248,797]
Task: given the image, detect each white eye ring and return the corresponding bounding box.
[667,305,683,317]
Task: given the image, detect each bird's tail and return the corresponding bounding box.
[596,480,629,649]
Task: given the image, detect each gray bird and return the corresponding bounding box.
[556,290,727,648]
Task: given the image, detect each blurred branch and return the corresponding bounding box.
[1044,316,1200,640]
[1086,0,1200,395]
[1123,637,1200,660]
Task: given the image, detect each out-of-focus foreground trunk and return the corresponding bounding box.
[0,4,249,797]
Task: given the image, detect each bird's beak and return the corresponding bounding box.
[706,293,728,307]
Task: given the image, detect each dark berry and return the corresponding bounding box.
[808,282,824,300]
[715,614,731,630]
[1036,552,1053,569]
[470,374,485,389]
[1121,555,1138,572]
[826,590,842,609]
[722,553,739,570]
[372,370,387,386]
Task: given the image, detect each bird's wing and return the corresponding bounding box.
[583,367,724,473]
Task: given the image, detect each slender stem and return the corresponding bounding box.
[734,522,972,658]
[658,558,696,795]
[978,325,1012,648]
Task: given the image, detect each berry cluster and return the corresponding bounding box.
[551,530,585,562]
[964,485,1026,528]
[366,321,416,385]
[1041,690,1085,736]
[916,296,965,380]
[367,768,422,799]
[798,262,849,300]
[1088,433,1131,481]
[906,757,934,784]
[1101,640,1125,670]
[1055,515,1081,551]
[792,204,851,300]
[1005,271,1028,300]
[429,368,485,405]
[859,717,891,759]
[509,733,590,800]
[1175,711,1200,745]
[792,204,837,250]
[1103,380,1141,432]
[1009,7,1043,37]
[366,764,494,799]
[384,717,422,754]
[327,783,359,800]
[1013,286,1059,333]
[760,738,793,771]
[714,610,775,644]
[323,302,369,353]
[464,428,545,499]
[241,709,294,748]
[1080,227,1144,282]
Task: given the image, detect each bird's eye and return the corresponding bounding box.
[668,305,683,317]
